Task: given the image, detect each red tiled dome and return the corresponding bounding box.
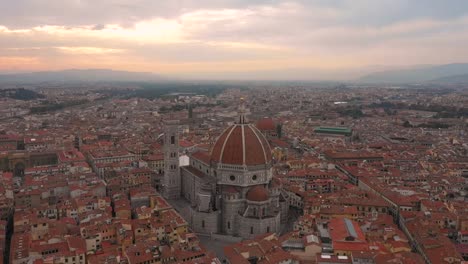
[211,124,272,166]
[246,185,269,202]
[256,117,276,131]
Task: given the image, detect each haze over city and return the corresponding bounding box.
[2,0,468,79]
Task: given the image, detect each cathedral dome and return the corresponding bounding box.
[246,185,269,202]
[211,124,272,166]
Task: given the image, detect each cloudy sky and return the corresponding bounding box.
[1,0,468,79]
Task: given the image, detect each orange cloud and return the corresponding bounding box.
[0,56,43,70]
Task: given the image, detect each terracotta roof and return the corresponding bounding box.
[256,117,276,131]
[224,186,240,194]
[144,153,164,161]
[179,140,194,148]
[211,124,272,166]
[246,185,270,202]
[191,151,211,165]
[329,218,366,242]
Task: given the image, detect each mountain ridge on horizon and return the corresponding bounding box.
[358,63,468,84]
[2,63,468,84]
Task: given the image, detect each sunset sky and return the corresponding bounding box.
[1,0,468,79]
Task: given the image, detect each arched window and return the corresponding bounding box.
[202,220,205,228]
[227,221,231,229]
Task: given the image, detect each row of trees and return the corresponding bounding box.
[371,101,468,118]
[0,88,44,100]
[30,100,89,114]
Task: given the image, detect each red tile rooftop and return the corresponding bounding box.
[24,137,46,144]
[321,205,359,216]
[1,171,13,179]
[191,150,211,164]
[89,149,133,158]
[10,233,30,261]
[183,166,206,179]
[179,139,195,148]
[144,153,164,161]
[129,187,157,198]
[224,233,295,264]
[373,252,425,264]
[316,254,352,263]
[150,142,163,149]
[286,168,339,178]
[152,196,172,210]
[270,138,289,148]
[256,117,276,131]
[0,134,22,141]
[455,244,468,254]
[329,217,366,242]
[58,149,85,162]
[324,150,383,160]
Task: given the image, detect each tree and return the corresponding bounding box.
[276,124,283,139]
[403,120,412,128]
[188,105,193,119]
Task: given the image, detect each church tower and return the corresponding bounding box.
[163,119,181,199]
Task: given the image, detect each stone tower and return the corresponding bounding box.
[74,133,82,150]
[163,119,181,199]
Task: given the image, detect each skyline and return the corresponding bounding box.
[2,0,468,79]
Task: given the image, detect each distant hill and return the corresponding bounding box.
[430,73,468,83]
[358,63,468,83]
[0,69,163,83]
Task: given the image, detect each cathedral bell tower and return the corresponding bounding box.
[163,119,181,199]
